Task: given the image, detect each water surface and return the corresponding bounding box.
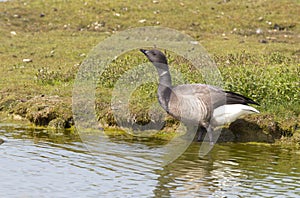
[0,123,299,197]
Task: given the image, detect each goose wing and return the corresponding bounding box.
[172,84,259,109]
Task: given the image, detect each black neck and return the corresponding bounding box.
[155,65,172,112]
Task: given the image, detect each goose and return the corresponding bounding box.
[140,49,260,144]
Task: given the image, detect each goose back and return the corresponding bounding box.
[163,83,258,126]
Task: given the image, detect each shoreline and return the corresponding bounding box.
[0,1,299,144]
[0,101,299,145]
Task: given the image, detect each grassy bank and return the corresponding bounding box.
[0,0,299,143]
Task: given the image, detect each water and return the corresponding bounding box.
[0,123,299,197]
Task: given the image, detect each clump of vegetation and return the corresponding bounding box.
[35,66,77,85]
[12,95,73,128]
[218,52,299,112]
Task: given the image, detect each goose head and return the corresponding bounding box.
[140,49,168,69]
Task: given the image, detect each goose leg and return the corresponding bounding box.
[197,130,202,142]
[197,127,206,142]
[207,125,214,145]
[182,125,198,141]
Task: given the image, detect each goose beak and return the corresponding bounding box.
[140,49,148,55]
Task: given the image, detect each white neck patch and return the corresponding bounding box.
[160,71,168,77]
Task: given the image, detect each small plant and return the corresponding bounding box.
[219,52,299,116]
[35,66,76,85]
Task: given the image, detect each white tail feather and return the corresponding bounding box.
[212,104,259,126]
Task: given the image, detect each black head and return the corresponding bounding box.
[140,49,168,65]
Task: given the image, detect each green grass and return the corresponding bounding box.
[0,0,299,139]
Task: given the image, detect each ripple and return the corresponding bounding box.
[1,127,300,197]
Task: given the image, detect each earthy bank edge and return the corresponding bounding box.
[0,94,299,144]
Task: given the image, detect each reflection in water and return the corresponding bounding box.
[155,143,300,197]
[0,123,299,197]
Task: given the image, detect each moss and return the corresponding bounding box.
[0,94,19,111]
[11,95,72,128]
[48,117,67,130]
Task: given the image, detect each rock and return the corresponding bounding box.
[22,58,32,63]
[230,119,275,142]
[196,127,235,143]
[13,14,21,18]
[218,128,235,142]
[10,31,17,36]
[274,23,284,31]
[48,118,66,129]
[0,138,4,145]
[259,39,268,44]
[12,114,23,121]
[266,36,277,41]
[138,19,147,23]
[258,16,264,21]
[196,116,280,143]
[256,28,263,34]
[229,115,282,143]
[191,22,200,26]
